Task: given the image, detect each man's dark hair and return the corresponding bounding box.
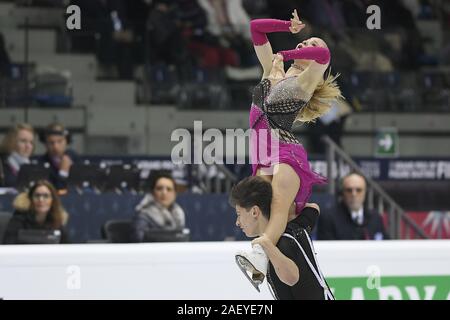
[39,122,71,144]
[229,176,272,219]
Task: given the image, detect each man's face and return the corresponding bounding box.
[235,205,259,238]
[46,134,67,157]
[342,174,367,212]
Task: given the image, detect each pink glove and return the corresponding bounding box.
[250,19,291,46]
[279,47,330,65]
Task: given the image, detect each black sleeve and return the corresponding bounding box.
[277,234,318,290]
[296,206,319,231]
[2,215,24,244]
[277,236,302,264]
[317,211,337,240]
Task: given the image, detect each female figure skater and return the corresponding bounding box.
[235,9,342,286]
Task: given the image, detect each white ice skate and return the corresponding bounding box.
[235,244,268,292]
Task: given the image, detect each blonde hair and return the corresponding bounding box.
[0,123,35,154]
[295,70,343,123]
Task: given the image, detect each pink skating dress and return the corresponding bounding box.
[249,75,327,212]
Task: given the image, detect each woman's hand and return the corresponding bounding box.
[252,233,272,250]
[289,9,305,34]
[272,53,285,68]
[269,53,285,80]
[274,53,284,63]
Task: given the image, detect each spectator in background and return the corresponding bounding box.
[0,32,11,79]
[38,123,79,190]
[0,123,35,188]
[146,0,193,68]
[0,32,12,107]
[123,0,151,66]
[375,0,427,69]
[71,0,134,79]
[303,0,347,33]
[340,0,368,29]
[438,1,450,65]
[443,1,450,27]
[265,0,300,20]
[131,172,185,242]
[197,0,256,67]
[2,180,70,244]
[177,0,239,68]
[317,173,389,240]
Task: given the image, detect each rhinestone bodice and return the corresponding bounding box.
[251,77,310,144]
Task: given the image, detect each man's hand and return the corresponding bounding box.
[59,154,73,174]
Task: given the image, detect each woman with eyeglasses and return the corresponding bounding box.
[2,180,70,244]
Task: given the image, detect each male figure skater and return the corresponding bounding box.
[230,176,334,300]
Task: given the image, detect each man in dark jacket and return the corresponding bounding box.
[317,173,389,240]
[38,123,79,190]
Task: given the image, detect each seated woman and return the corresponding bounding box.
[2,180,70,244]
[0,123,35,188]
[131,172,186,242]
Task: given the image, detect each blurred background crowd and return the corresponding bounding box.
[0,0,449,244]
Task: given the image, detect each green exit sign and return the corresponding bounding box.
[375,127,398,157]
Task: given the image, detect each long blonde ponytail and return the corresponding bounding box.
[295,71,343,123]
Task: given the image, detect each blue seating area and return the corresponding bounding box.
[0,192,335,243]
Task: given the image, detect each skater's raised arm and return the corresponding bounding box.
[251,10,305,79]
[278,46,330,65]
